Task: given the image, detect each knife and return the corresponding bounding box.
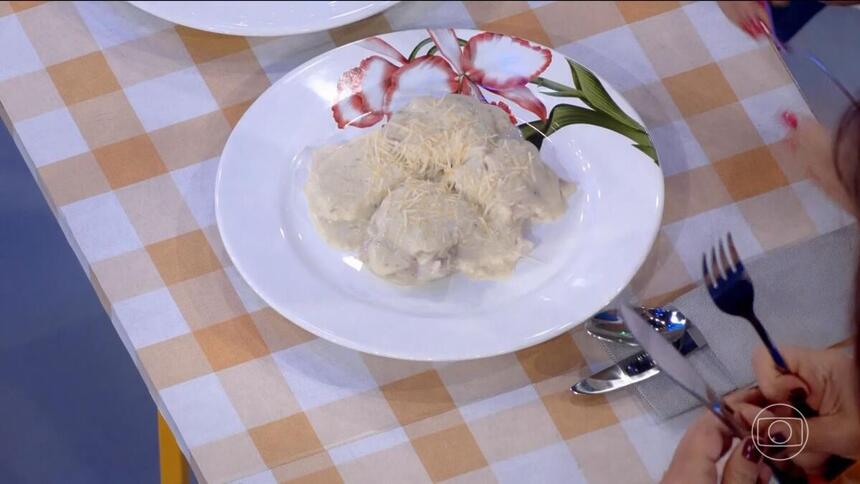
[571,325,707,395]
[619,305,809,483]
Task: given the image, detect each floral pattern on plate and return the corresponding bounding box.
[331,28,658,164]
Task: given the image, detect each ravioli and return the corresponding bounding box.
[304,94,574,285]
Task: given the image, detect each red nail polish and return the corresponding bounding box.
[742,437,762,463]
[782,111,798,129]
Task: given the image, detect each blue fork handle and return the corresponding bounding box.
[747,313,790,370]
[766,344,789,372]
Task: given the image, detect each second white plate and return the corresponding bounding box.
[129,1,398,36]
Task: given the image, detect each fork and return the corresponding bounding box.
[703,233,855,478]
[702,233,789,372]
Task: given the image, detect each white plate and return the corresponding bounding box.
[128,1,398,36]
[216,29,664,361]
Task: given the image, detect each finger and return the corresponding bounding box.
[732,402,773,431]
[751,2,772,25]
[792,450,830,476]
[681,411,733,459]
[757,464,772,484]
[751,411,805,448]
[721,438,764,484]
[806,414,860,458]
[745,2,772,38]
[746,407,860,463]
[740,19,760,38]
[717,2,747,28]
[724,386,765,408]
[753,15,773,36]
[736,403,806,462]
[751,345,810,402]
[664,412,732,483]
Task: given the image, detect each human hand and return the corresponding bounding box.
[717,1,772,39]
[662,389,772,483]
[784,112,856,215]
[752,345,860,463]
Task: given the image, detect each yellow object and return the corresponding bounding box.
[158,412,189,484]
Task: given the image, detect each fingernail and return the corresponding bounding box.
[789,387,808,402]
[751,20,763,34]
[782,110,798,129]
[742,437,762,462]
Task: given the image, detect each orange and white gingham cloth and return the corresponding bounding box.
[1,1,851,482]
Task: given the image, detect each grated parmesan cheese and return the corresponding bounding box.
[304,94,575,284]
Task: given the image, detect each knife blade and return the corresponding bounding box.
[571,325,707,395]
[619,305,718,406]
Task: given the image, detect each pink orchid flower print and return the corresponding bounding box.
[330,29,658,165]
[332,29,551,129]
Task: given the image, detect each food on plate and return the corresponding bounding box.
[304,132,407,250]
[445,138,573,226]
[364,179,479,283]
[304,94,574,284]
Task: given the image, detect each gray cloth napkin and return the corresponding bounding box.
[604,225,858,420]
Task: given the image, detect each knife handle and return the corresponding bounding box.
[625,353,655,376]
[788,394,856,480]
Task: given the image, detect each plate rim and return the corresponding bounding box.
[127,1,400,36]
[215,28,665,361]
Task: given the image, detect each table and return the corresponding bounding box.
[1,1,851,482]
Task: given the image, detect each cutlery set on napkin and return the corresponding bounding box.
[572,306,706,395]
[572,233,768,398]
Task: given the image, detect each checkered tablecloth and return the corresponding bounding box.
[2,1,853,483]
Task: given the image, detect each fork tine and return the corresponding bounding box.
[727,232,741,267]
[719,237,733,273]
[710,247,720,280]
[702,253,714,288]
